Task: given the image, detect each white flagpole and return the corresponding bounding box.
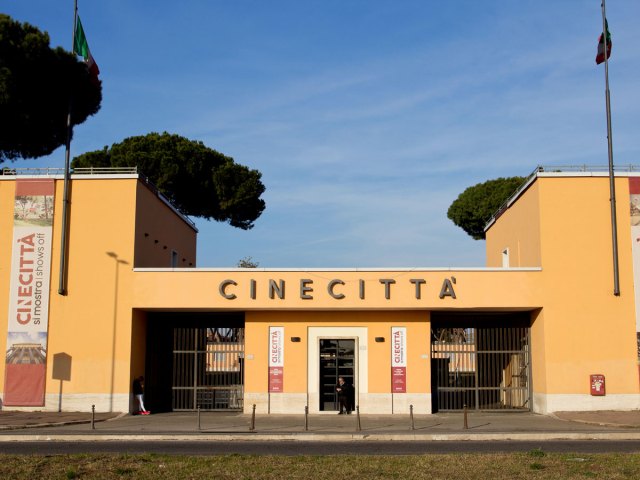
[58,0,78,295]
[601,0,619,296]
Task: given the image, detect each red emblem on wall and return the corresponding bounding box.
[590,374,606,396]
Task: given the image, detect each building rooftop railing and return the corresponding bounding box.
[73,166,139,175]
[534,164,640,173]
[1,166,139,176]
[138,175,198,230]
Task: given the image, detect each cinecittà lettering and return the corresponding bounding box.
[217,277,458,301]
[15,234,36,325]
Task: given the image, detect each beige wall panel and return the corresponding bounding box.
[133,182,197,268]
[486,181,542,268]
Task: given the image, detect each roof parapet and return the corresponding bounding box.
[1,166,197,231]
[484,164,640,232]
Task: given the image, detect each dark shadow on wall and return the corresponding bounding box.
[106,251,129,412]
[51,352,72,412]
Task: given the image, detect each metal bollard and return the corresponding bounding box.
[410,404,415,431]
[250,404,256,431]
[356,405,361,432]
[304,405,309,431]
[197,407,201,431]
[91,404,95,430]
[463,404,469,430]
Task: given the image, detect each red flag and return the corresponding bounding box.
[596,19,612,65]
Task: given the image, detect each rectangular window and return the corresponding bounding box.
[502,248,510,268]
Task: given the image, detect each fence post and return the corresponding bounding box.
[91,404,95,430]
[197,407,201,431]
[463,404,469,429]
[250,404,256,431]
[356,405,361,432]
[410,404,415,431]
[304,405,309,431]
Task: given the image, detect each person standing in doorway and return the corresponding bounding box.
[133,376,150,415]
[336,377,353,414]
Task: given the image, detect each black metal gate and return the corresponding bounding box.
[431,325,530,411]
[172,327,244,411]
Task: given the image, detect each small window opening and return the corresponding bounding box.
[502,248,510,268]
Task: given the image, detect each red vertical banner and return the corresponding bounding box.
[4,179,55,406]
[268,326,284,393]
[391,327,407,393]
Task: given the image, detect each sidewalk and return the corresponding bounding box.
[1,409,639,441]
[0,411,121,430]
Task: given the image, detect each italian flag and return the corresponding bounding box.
[596,19,612,65]
[74,16,100,81]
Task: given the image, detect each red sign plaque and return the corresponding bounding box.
[590,374,606,396]
[391,327,407,393]
[268,327,284,393]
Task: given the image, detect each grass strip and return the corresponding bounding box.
[1,451,640,479]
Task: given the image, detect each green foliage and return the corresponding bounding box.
[72,132,266,229]
[0,14,102,162]
[447,176,526,240]
[529,448,546,458]
[237,256,259,268]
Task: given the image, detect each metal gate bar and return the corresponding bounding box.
[431,326,530,411]
[172,327,244,411]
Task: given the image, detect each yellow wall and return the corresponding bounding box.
[244,311,430,395]
[0,176,198,404]
[529,308,547,394]
[46,178,138,396]
[488,174,639,397]
[133,182,197,268]
[0,180,16,394]
[486,181,542,268]
[2,172,638,413]
[535,176,637,394]
[131,269,543,310]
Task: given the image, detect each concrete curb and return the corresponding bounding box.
[2,432,640,442]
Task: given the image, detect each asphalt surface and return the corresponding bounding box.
[3,439,640,455]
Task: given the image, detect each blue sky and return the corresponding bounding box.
[4,1,639,268]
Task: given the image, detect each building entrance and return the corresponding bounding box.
[144,313,245,413]
[172,327,244,411]
[319,339,355,411]
[431,315,531,412]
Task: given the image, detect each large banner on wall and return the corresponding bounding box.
[3,179,55,406]
[391,327,407,393]
[629,179,640,372]
[268,326,284,393]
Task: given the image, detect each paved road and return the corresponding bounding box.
[1,440,640,455]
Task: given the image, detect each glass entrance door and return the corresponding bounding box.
[319,339,355,411]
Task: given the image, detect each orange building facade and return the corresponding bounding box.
[0,167,638,415]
